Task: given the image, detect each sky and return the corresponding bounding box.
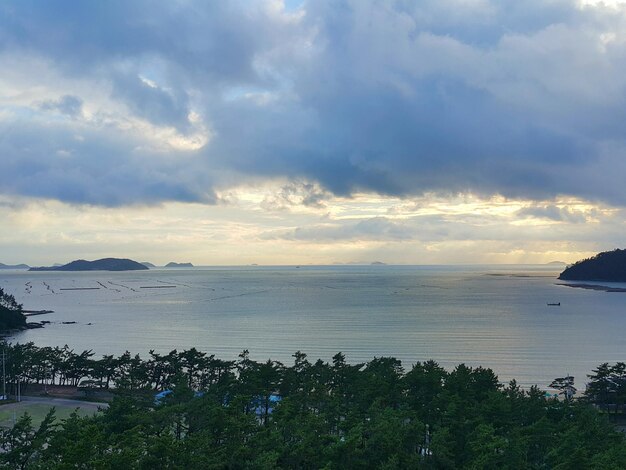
[1,0,626,265]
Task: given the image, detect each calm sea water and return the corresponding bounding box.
[1,265,625,389]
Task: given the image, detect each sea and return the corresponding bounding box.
[1,265,625,389]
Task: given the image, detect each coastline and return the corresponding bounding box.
[558,282,626,293]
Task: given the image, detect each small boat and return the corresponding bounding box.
[547,302,560,306]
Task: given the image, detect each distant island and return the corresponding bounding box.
[165,262,194,268]
[333,261,388,265]
[558,249,626,281]
[140,262,156,268]
[29,258,149,272]
[0,262,30,270]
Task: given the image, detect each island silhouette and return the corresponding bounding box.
[165,262,194,268]
[29,258,148,272]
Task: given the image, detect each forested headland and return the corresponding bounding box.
[559,248,626,281]
[1,342,625,469]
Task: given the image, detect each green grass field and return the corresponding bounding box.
[0,402,99,428]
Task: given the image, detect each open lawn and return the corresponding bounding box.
[0,398,105,428]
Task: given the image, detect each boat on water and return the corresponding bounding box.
[547,302,561,306]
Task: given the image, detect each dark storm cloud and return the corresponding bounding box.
[111,73,191,131]
[0,120,217,206]
[2,0,626,206]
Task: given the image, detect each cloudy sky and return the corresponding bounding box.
[1,0,626,265]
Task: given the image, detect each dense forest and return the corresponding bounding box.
[1,343,625,469]
[559,248,626,281]
[0,287,26,332]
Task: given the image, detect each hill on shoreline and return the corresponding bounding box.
[29,258,149,272]
[558,249,626,281]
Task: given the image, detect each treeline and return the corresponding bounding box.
[1,344,626,468]
[0,287,25,331]
[1,343,236,393]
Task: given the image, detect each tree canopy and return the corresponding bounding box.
[0,342,625,468]
[0,287,25,332]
